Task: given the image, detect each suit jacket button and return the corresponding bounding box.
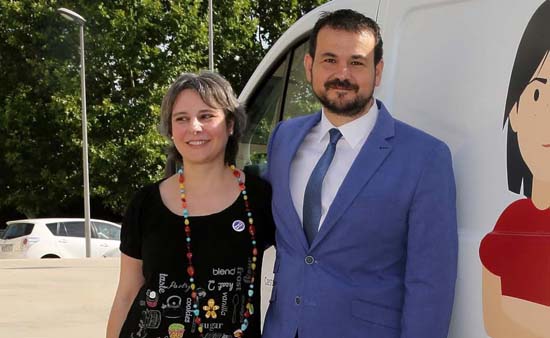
[295,296,301,305]
[304,255,315,265]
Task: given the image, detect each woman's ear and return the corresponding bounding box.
[509,103,519,132]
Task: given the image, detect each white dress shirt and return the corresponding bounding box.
[290,101,379,230]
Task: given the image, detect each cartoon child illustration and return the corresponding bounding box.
[479,1,550,337]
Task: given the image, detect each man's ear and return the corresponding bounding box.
[509,103,519,132]
[304,53,313,83]
[374,58,384,87]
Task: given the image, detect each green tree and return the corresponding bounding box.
[0,0,328,219]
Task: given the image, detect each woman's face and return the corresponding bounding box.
[170,89,232,166]
[510,52,550,184]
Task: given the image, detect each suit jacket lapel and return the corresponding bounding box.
[310,101,395,250]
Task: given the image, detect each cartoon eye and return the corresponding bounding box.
[534,89,540,101]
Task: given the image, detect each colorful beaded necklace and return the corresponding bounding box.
[178,165,258,338]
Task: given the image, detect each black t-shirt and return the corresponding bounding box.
[119,173,275,338]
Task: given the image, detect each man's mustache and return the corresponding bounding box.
[324,79,359,91]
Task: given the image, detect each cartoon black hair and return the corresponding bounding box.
[504,0,550,197]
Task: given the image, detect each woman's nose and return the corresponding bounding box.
[191,118,203,132]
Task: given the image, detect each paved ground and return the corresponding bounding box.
[0,248,275,338]
[0,257,119,338]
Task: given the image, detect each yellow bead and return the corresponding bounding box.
[249,218,253,224]
[243,195,248,200]
[191,283,196,290]
[252,257,257,262]
[198,326,203,333]
[251,263,256,270]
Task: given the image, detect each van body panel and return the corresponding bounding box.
[240,1,550,336]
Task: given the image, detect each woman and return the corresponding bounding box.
[107,71,275,338]
[479,1,550,337]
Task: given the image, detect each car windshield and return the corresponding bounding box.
[2,223,34,239]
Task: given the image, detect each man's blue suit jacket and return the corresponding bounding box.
[263,100,458,338]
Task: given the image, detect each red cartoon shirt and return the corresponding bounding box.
[479,198,550,306]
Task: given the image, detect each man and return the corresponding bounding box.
[263,9,458,338]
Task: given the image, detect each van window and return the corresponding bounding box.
[240,55,290,168]
[239,39,321,171]
[2,223,34,239]
[93,222,120,240]
[283,41,321,120]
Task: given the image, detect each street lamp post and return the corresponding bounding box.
[57,7,92,258]
[208,0,214,70]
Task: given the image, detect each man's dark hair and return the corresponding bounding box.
[308,9,383,65]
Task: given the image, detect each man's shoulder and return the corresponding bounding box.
[278,112,319,129]
[391,116,448,152]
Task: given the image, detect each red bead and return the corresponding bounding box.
[187,265,195,276]
[191,291,197,299]
[239,182,245,190]
[179,175,184,183]
[185,226,191,234]
[248,225,256,235]
[187,252,193,260]
[252,248,258,256]
[244,311,250,318]
[233,170,240,178]
[194,317,201,324]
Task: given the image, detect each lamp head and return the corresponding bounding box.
[57,8,86,25]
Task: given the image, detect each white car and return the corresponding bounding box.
[0,218,121,259]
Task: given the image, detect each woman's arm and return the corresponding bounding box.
[106,254,145,338]
[482,266,549,338]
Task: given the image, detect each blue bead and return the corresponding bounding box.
[248,290,254,297]
[186,238,191,243]
[244,319,249,325]
[190,278,194,282]
[194,309,200,316]
[247,212,252,217]
[250,284,254,289]
[252,240,256,245]
[241,323,248,331]
[193,304,198,309]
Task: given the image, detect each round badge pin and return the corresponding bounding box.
[232,220,246,232]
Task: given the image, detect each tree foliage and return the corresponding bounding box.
[0,0,328,219]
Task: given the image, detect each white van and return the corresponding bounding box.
[238,0,550,337]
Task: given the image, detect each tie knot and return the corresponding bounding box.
[328,128,342,145]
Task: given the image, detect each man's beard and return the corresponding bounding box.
[313,78,373,117]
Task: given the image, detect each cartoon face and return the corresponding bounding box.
[509,51,550,184]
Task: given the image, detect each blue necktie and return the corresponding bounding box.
[303,128,342,245]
